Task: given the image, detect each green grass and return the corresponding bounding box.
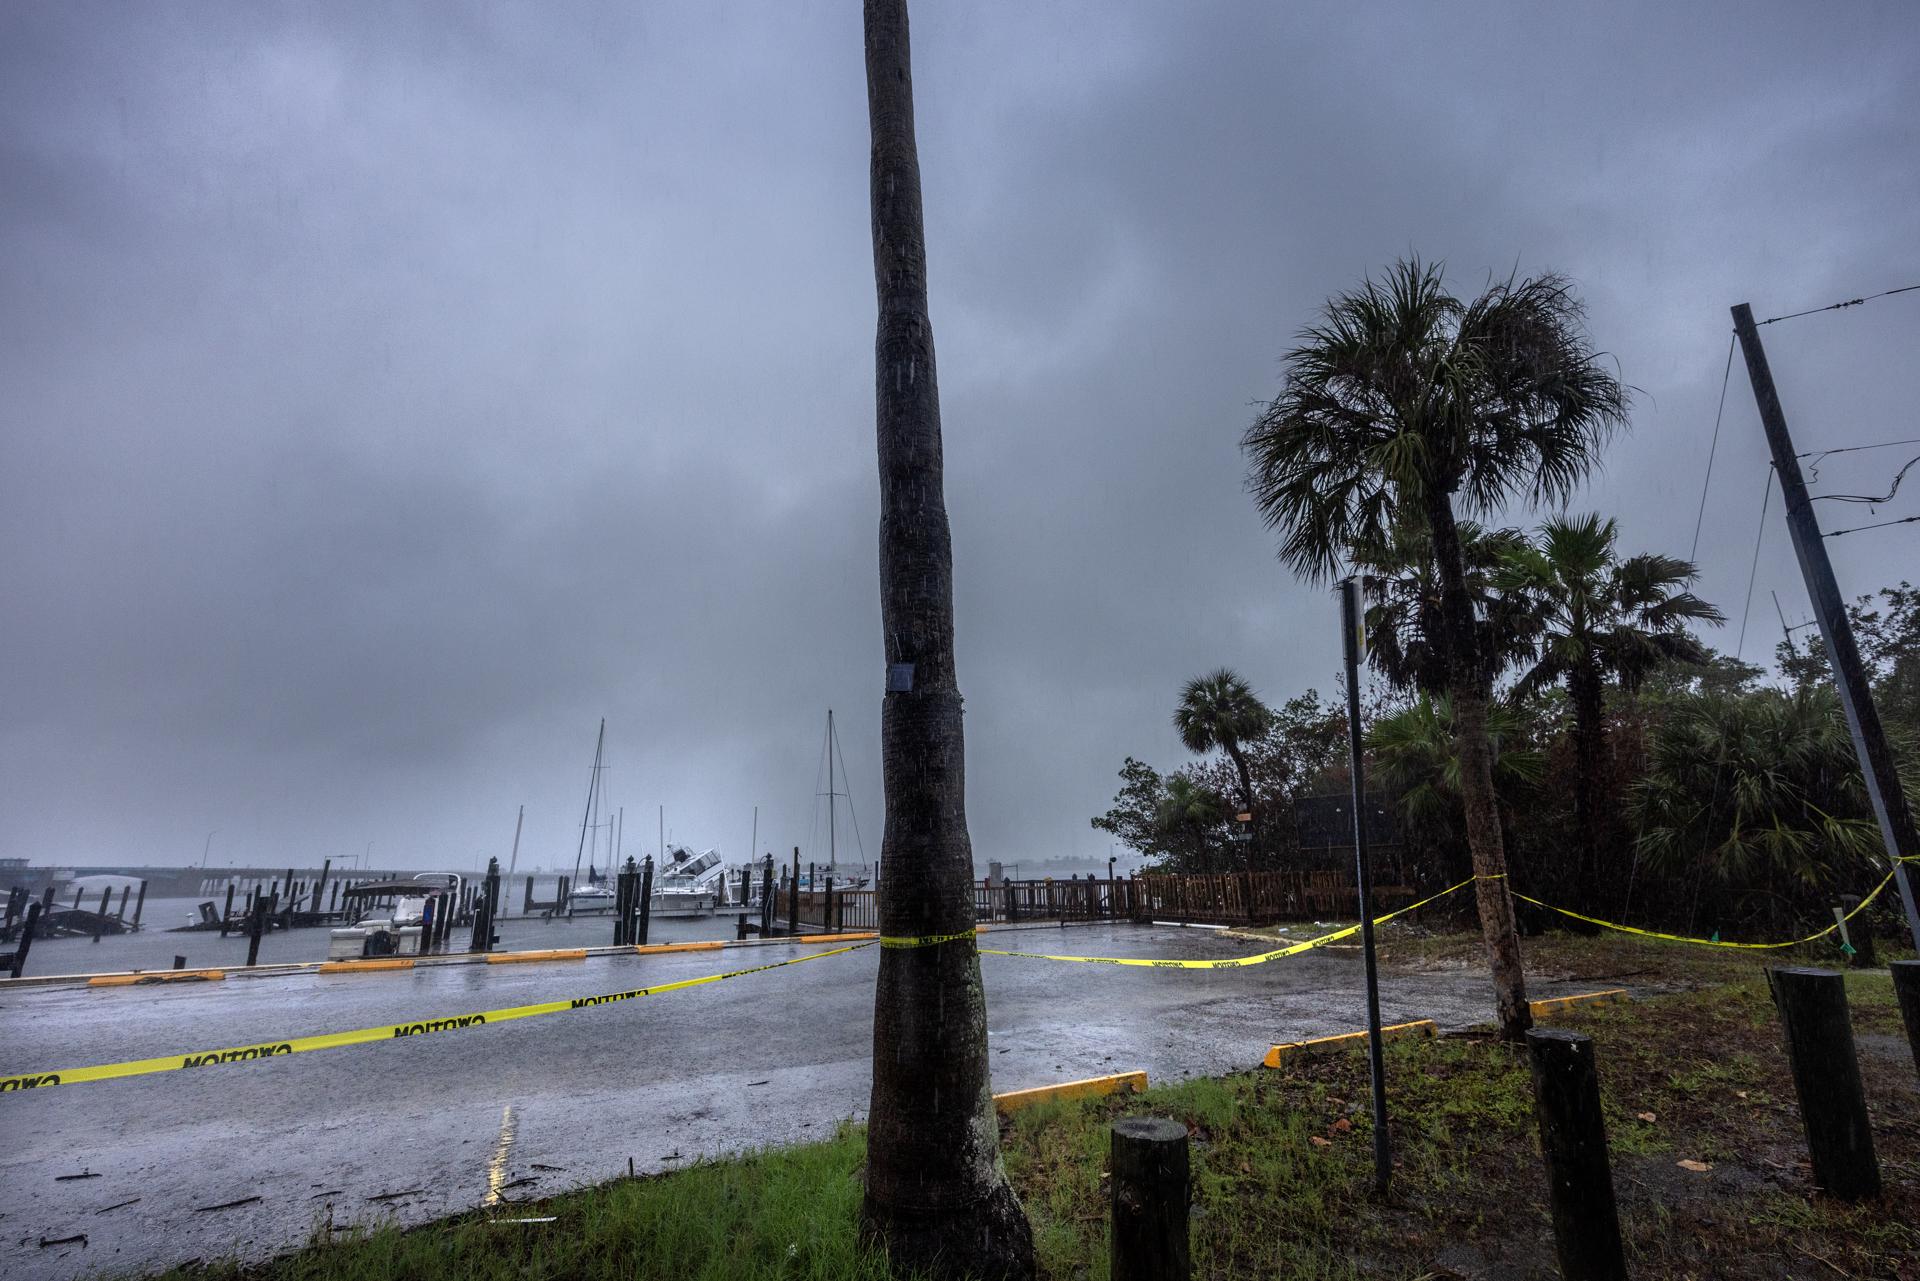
[146,949,1920,1281]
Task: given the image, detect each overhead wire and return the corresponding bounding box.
[1734,467,1774,661]
[1826,513,1920,539]
[1757,281,1920,326]
[1689,333,1737,562]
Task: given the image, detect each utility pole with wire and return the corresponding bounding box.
[1732,302,1920,951]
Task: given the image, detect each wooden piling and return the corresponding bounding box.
[1525,1029,1627,1279]
[1890,960,1920,1080]
[246,897,268,967]
[133,880,148,928]
[826,876,836,933]
[760,857,774,937]
[788,848,799,936]
[8,903,41,977]
[1110,1117,1189,1281]
[633,856,653,945]
[1768,966,1881,1199]
[221,883,236,937]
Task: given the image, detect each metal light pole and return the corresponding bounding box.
[1341,577,1391,1195]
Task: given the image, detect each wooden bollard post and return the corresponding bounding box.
[1525,1029,1627,1280]
[825,876,836,932]
[636,856,654,946]
[1889,960,1920,1080]
[220,883,236,936]
[133,879,148,928]
[246,898,268,967]
[761,857,775,937]
[1768,966,1881,1199]
[1110,1117,1189,1281]
[116,884,131,920]
[788,848,800,936]
[9,903,41,977]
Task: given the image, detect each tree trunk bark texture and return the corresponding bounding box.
[1426,489,1533,1040]
[1567,654,1608,925]
[859,4,1035,1278]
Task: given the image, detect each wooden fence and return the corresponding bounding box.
[778,870,1411,932]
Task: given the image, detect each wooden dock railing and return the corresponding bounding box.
[779,870,1413,932]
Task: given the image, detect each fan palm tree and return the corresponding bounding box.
[1242,258,1629,1039]
[859,3,1033,1276]
[1370,693,1545,882]
[1633,687,1885,934]
[1155,775,1227,870]
[1352,520,1533,695]
[1173,669,1271,818]
[1497,514,1723,907]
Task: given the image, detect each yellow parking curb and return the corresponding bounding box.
[788,932,878,945]
[993,1071,1148,1115]
[1263,1019,1437,1070]
[485,948,588,965]
[87,969,226,987]
[633,941,725,955]
[1529,989,1629,1017]
[318,958,416,973]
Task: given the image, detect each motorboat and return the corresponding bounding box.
[326,874,461,959]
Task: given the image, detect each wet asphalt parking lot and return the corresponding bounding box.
[1,922,1595,1280]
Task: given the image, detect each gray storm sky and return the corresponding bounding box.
[4,2,1917,875]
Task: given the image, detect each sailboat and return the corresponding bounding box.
[565,721,620,916]
[810,709,872,889]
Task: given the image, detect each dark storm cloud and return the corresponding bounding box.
[3,2,1916,872]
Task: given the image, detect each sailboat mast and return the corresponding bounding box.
[506,805,525,879]
[569,720,605,902]
[827,709,837,871]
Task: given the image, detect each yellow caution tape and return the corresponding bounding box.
[965,877,1480,969]
[878,928,980,949]
[0,942,871,1094]
[1511,862,1908,950]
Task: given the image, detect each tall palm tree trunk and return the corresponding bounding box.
[859,4,1034,1277]
[1428,491,1533,1040]
[1567,654,1608,920]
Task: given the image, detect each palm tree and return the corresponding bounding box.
[859,4,1033,1277]
[1153,775,1227,871]
[1497,514,1723,908]
[1173,669,1271,818]
[1370,693,1546,882]
[1242,258,1629,1039]
[1633,687,1886,935]
[1352,520,1532,695]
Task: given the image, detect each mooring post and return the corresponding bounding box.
[472,857,502,953]
[220,883,236,936]
[132,879,148,928]
[1889,960,1920,1080]
[611,861,629,947]
[825,876,836,932]
[115,884,130,920]
[1768,966,1881,1199]
[788,848,800,936]
[637,856,654,946]
[246,897,268,967]
[9,903,41,977]
[1526,1029,1627,1280]
[737,911,748,940]
[761,856,775,937]
[1110,1117,1190,1281]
